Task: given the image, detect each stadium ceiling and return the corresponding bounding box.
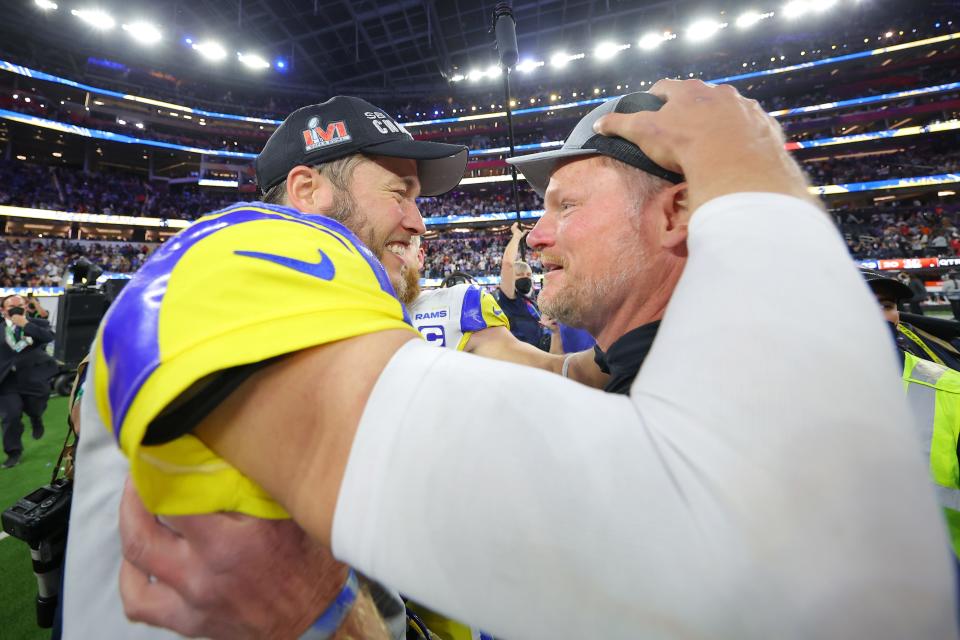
[5,0,723,95]
[207,0,686,90]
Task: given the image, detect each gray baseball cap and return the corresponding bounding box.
[506,92,684,196]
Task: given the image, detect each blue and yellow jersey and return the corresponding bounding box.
[94,202,418,518]
[408,283,509,350]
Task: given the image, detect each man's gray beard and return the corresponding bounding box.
[540,265,638,333]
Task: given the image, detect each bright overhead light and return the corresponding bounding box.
[811,0,837,10]
[71,8,115,30]
[686,19,726,41]
[783,1,810,18]
[238,52,270,70]
[516,59,544,73]
[736,10,773,28]
[594,42,630,60]
[550,52,584,68]
[122,21,162,44]
[467,68,485,82]
[485,64,502,78]
[638,32,665,50]
[450,73,465,82]
[192,41,227,61]
[34,0,58,10]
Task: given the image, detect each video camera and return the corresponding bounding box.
[1,478,73,628]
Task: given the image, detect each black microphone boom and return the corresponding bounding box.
[492,2,524,255]
[493,2,518,68]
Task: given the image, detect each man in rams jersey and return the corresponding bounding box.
[63,95,470,640]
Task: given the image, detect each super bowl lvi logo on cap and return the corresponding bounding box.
[302,116,352,152]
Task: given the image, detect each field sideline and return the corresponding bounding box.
[1,396,70,640]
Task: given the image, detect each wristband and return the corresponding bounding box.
[300,568,360,640]
[561,353,576,378]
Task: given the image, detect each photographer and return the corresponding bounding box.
[0,294,57,468]
[25,293,50,320]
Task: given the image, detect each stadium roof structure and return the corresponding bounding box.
[2,0,800,97]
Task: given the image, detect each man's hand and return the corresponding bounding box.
[119,480,348,639]
[593,79,815,211]
[10,313,27,328]
[539,313,559,334]
[510,222,525,239]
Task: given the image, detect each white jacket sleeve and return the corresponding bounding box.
[332,194,957,640]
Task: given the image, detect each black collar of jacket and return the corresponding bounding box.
[594,320,662,395]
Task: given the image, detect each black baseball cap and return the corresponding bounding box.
[256,96,469,197]
[506,92,683,196]
[860,267,914,301]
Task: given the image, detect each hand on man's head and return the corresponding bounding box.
[593,79,815,211]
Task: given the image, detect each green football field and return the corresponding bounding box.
[0,396,70,640]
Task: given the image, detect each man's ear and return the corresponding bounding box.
[286,165,334,214]
[660,182,690,251]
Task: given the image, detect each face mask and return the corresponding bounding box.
[515,278,532,295]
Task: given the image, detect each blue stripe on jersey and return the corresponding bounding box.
[460,284,486,333]
[101,202,404,441]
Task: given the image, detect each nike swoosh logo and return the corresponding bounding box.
[234,248,336,281]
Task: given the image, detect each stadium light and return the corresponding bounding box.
[71,8,116,30]
[485,64,502,78]
[687,19,726,41]
[122,21,162,45]
[594,42,630,60]
[736,10,774,28]
[450,73,466,82]
[516,59,544,73]
[192,41,227,62]
[34,0,58,10]
[812,0,837,10]
[783,1,810,18]
[467,68,485,82]
[550,52,584,68]
[274,58,288,72]
[238,52,270,70]
[638,32,666,50]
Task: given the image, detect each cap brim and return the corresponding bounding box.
[364,139,468,196]
[865,276,914,301]
[506,148,599,197]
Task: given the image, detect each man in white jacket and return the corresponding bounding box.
[108,80,957,639]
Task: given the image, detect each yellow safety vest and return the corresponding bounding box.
[902,351,960,558]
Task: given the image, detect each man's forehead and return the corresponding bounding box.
[544,155,602,198]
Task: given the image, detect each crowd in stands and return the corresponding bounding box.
[835,202,960,260]
[422,233,542,279]
[801,146,960,186]
[0,236,153,287]
[0,195,959,286]
[417,187,541,218]
[0,160,235,220]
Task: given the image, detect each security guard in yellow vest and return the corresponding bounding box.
[863,267,960,559]
[902,351,960,558]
